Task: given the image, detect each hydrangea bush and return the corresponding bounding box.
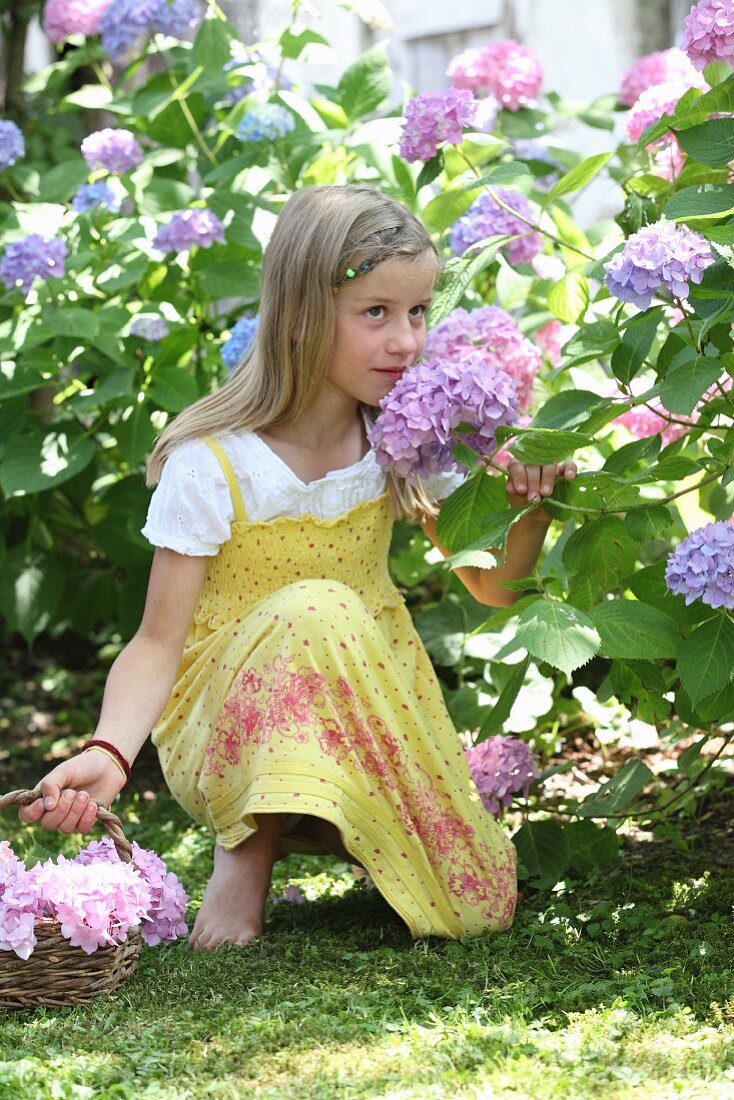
[1,0,733,877]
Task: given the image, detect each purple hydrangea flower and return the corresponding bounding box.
[100,0,200,60]
[43,0,112,44]
[81,128,143,174]
[619,47,708,106]
[237,103,296,142]
[423,305,541,413]
[465,735,541,815]
[447,39,543,111]
[399,88,477,163]
[604,219,714,310]
[0,235,67,294]
[72,180,121,213]
[683,0,734,69]
[368,351,519,480]
[450,188,542,267]
[222,314,259,368]
[0,119,24,169]
[665,521,734,610]
[153,208,226,253]
[130,314,169,340]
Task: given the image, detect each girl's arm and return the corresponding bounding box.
[420,462,576,608]
[19,548,209,833]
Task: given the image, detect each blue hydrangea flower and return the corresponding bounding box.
[604,219,714,310]
[0,120,24,169]
[665,521,734,610]
[153,208,226,253]
[130,314,169,340]
[100,0,200,60]
[0,235,67,294]
[222,315,259,369]
[72,181,121,213]
[81,128,143,174]
[237,103,296,142]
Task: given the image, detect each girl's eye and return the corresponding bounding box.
[410,304,428,317]
[365,305,385,318]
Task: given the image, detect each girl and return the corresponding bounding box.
[21,185,575,949]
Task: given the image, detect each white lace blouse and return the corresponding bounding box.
[141,431,465,556]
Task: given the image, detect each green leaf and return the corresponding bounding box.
[436,470,507,552]
[194,262,260,301]
[512,820,568,888]
[506,428,592,464]
[561,320,620,368]
[428,244,502,325]
[604,434,661,475]
[37,158,89,203]
[115,403,156,466]
[43,307,99,340]
[563,517,639,588]
[415,154,444,193]
[413,601,467,666]
[575,759,655,818]
[336,44,391,120]
[278,25,330,60]
[564,820,619,872]
[610,308,663,384]
[422,187,477,231]
[0,359,54,400]
[625,503,672,542]
[0,549,65,645]
[659,351,724,415]
[469,163,532,188]
[677,614,734,706]
[147,365,201,413]
[529,390,609,431]
[589,599,680,659]
[192,16,237,71]
[547,271,589,323]
[543,152,612,205]
[477,654,531,740]
[446,508,530,570]
[0,427,96,495]
[643,73,734,145]
[674,117,734,167]
[515,599,600,676]
[664,183,734,222]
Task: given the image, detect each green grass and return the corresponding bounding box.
[1,790,733,1099]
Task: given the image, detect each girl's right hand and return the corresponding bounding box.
[18,750,127,834]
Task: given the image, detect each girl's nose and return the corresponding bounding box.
[386,316,423,357]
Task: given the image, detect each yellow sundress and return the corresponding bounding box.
[152,438,517,938]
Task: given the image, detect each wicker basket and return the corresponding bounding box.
[0,788,142,1010]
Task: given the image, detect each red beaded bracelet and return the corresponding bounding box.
[80,739,132,783]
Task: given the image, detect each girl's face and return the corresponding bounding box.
[325,251,438,409]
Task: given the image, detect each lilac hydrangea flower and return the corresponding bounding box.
[0,119,24,169]
[683,0,734,69]
[0,853,40,960]
[465,735,541,815]
[75,838,188,946]
[450,188,542,267]
[604,219,714,310]
[43,0,112,44]
[272,884,305,906]
[100,0,199,60]
[72,180,121,213]
[0,235,67,294]
[665,521,734,609]
[368,352,519,480]
[81,128,143,174]
[619,47,708,106]
[423,305,541,413]
[222,315,259,368]
[130,314,169,340]
[237,103,296,142]
[447,39,543,111]
[399,87,477,163]
[153,208,226,253]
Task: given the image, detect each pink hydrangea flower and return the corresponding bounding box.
[43,0,113,44]
[447,39,543,111]
[619,47,708,106]
[465,735,541,815]
[368,352,519,480]
[423,305,541,412]
[626,79,707,143]
[614,402,691,446]
[399,88,477,163]
[0,859,39,960]
[533,319,564,368]
[683,0,734,69]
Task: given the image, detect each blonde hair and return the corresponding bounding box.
[147,184,439,519]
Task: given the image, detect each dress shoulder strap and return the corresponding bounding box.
[203,436,248,523]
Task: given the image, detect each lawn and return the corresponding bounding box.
[1,653,733,1099]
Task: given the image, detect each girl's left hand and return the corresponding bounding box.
[506,461,577,507]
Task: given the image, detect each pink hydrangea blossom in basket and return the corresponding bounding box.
[0,837,187,960]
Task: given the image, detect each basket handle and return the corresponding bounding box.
[0,788,133,863]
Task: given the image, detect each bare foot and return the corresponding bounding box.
[189,815,283,951]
